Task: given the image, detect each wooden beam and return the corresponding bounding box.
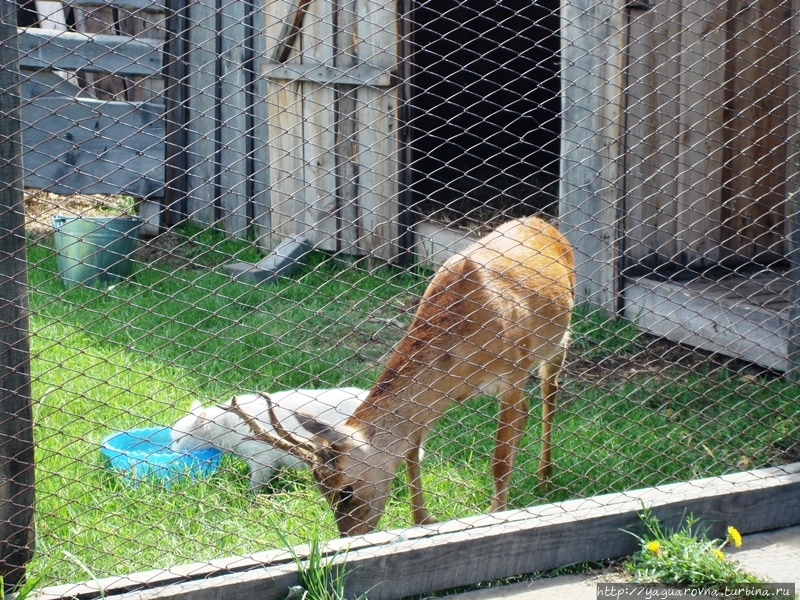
[17,28,162,76]
[624,276,789,372]
[261,62,392,87]
[70,0,166,9]
[0,0,35,590]
[20,98,165,197]
[559,0,626,313]
[31,463,800,600]
[786,0,800,381]
[272,0,313,63]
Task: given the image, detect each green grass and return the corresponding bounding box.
[570,303,641,359]
[24,227,800,588]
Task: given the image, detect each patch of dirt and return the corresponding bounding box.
[132,230,198,270]
[771,440,800,465]
[24,189,134,241]
[565,335,776,384]
[413,170,559,233]
[24,190,194,269]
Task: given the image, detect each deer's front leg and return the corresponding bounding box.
[490,388,528,512]
[405,445,437,525]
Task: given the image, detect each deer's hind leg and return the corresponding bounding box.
[537,347,567,488]
[490,384,529,513]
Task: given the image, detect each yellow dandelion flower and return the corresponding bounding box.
[713,549,726,560]
[646,540,661,555]
[727,526,742,548]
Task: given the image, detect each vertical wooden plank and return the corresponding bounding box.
[72,2,129,99]
[162,0,190,225]
[674,0,727,267]
[185,0,218,226]
[117,0,168,234]
[118,0,167,102]
[559,0,626,312]
[623,5,661,268]
[785,0,800,381]
[266,0,308,242]
[0,0,35,587]
[622,0,683,270]
[333,0,360,252]
[35,0,67,29]
[648,0,683,265]
[356,0,399,261]
[787,179,800,380]
[251,0,271,248]
[720,0,790,264]
[219,0,249,237]
[268,80,306,241]
[302,0,338,250]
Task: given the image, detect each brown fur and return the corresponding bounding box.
[245,216,575,537]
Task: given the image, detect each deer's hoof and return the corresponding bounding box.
[414,510,438,525]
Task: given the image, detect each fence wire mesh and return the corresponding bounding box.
[1,0,799,592]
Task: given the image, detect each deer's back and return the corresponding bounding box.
[381,217,573,393]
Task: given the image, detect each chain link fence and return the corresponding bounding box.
[1,0,799,592]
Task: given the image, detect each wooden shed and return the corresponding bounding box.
[560,0,800,373]
[149,0,559,262]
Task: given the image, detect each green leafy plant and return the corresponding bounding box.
[625,506,761,587]
[0,571,46,600]
[98,194,138,217]
[274,522,360,600]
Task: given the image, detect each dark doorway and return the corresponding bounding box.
[404,0,562,229]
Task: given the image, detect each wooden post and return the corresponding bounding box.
[559,0,626,313]
[185,0,220,226]
[0,0,36,589]
[218,0,249,238]
[162,0,191,225]
[783,187,800,380]
[787,0,800,380]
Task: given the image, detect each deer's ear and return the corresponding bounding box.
[295,412,354,449]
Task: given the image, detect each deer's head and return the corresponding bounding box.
[229,393,397,536]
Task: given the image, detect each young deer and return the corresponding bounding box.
[232,216,575,536]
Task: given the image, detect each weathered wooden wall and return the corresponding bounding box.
[18,0,166,197]
[179,0,401,257]
[622,0,794,271]
[259,0,400,258]
[561,0,799,308]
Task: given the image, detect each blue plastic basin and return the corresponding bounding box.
[101,427,222,484]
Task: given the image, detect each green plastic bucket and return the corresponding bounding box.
[52,215,142,288]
